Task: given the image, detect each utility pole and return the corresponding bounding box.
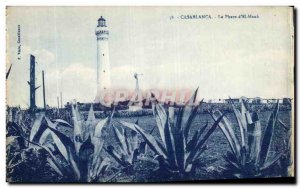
[60,92,63,108]
[57,96,60,115]
[42,70,46,111]
[27,55,40,111]
[57,96,60,109]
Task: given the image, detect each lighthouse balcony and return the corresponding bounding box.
[96,30,109,35]
[95,29,109,38]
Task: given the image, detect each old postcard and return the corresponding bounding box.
[6,6,294,183]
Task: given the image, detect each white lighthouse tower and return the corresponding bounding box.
[95,16,111,100]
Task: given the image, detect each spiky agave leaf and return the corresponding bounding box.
[186,130,200,153]
[93,117,109,138]
[72,105,83,154]
[110,123,158,168]
[229,98,247,148]
[91,117,109,173]
[144,125,156,153]
[182,88,201,139]
[169,107,186,173]
[210,110,241,159]
[68,147,81,181]
[168,106,175,125]
[124,128,132,156]
[112,125,128,155]
[180,89,200,140]
[152,103,167,147]
[45,117,75,161]
[92,157,110,182]
[37,118,72,149]
[138,141,147,154]
[174,129,186,172]
[53,119,73,128]
[186,112,226,165]
[163,112,177,169]
[286,129,293,168]
[84,105,97,141]
[129,129,139,155]
[186,121,208,152]
[183,100,203,138]
[223,151,241,171]
[105,145,128,167]
[28,117,53,148]
[39,128,52,145]
[152,103,188,172]
[217,109,241,151]
[30,120,49,144]
[114,126,136,165]
[278,119,290,131]
[20,132,78,180]
[79,135,94,161]
[283,135,293,176]
[241,99,251,152]
[260,152,283,171]
[131,148,140,165]
[47,157,64,177]
[90,111,113,180]
[29,113,45,141]
[247,112,262,164]
[119,121,167,158]
[78,136,94,181]
[190,145,208,166]
[90,155,101,178]
[87,105,96,122]
[258,101,280,167]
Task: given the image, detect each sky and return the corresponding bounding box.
[6,6,294,107]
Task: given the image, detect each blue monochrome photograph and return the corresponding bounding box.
[6,6,295,183]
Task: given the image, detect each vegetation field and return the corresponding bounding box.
[91,111,291,182]
[6,99,293,183]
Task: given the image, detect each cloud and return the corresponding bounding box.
[6,46,55,108]
[110,46,292,99]
[6,42,97,108]
[36,63,97,107]
[6,7,293,108]
[32,49,55,64]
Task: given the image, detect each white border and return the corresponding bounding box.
[0,0,298,187]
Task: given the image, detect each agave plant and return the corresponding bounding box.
[119,88,226,179]
[6,109,30,177]
[277,114,293,177]
[6,109,44,167]
[210,99,283,178]
[105,121,146,172]
[6,110,59,182]
[28,105,113,182]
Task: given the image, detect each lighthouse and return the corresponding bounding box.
[95,16,111,99]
